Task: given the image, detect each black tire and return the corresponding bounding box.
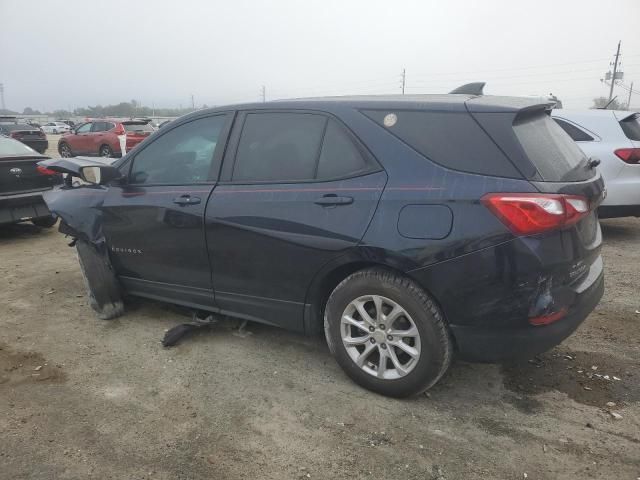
[58,142,73,157]
[53,129,58,134]
[76,240,124,320]
[32,215,58,228]
[99,145,113,158]
[324,268,452,398]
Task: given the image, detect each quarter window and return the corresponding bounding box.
[317,120,368,179]
[76,123,91,133]
[553,118,594,142]
[130,115,227,185]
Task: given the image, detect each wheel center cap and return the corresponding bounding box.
[372,330,386,343]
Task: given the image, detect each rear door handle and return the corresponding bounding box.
[314,194,354,206]
[173,194,201,206]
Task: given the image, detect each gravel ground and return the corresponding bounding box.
[1,142,639,479]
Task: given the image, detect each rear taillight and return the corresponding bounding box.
[113,124,125,135]
[614,148,640,164]
[36,165,58,176]
[10,131,20,138]
[529,307,568,326]
[38,129,46,138]
[481,193,590,235]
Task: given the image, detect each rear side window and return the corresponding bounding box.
[91,122,107,132]
[124,122,154,133]
[619,113,640,141]
[514,112,591,182]
[553,118,594,142]
[361,109,522,178]
[232,113,326,182]
[232,113,372,183]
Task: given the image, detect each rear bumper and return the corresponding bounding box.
[450,266,604,362]
[0,191,52,225]
[598,205,640,218]
[21,139,48,153]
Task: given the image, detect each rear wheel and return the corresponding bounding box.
[76,240,124,320]
[32,216,57,228]
[324,268,452,397]
[99,145,114,158]
[59,142,73,157]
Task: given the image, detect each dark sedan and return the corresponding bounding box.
[0,135,61,226]
[0,120,48,154]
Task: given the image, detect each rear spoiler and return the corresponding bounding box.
[449,82,486,96]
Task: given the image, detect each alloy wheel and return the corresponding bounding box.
[341,295,421,380]
[59,144,72,157]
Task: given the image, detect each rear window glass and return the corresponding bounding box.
[514,112,592,182]
[124,123,154,132]
[619,113,640,141]
[0,136,38,156]
[1,123,37,132]
[553,118,594,142]
[361,109,522,178]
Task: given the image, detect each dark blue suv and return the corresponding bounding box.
[41,94,605,397]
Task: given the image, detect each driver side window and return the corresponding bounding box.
[129,115,228,185]
[76,123,92,133]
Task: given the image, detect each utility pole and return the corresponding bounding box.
[608,41,622,102]
[627,81,634,109]
[0,83,5,110]
[261,85,266,103]
[401,68,406,95]
[191,94,195,110]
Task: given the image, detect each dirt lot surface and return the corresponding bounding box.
[1,194,639,478]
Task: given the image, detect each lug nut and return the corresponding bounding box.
[387,335,393,341]
[370,338,376,344]
[380,343,387,349]
[379,324,386,330]
[369,326,375,333]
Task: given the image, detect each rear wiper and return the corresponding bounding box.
[587,157,601,169]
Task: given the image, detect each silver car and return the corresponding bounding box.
[41,121,72,134]
[551,109,640,218]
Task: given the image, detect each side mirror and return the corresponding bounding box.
[79,165,122,185]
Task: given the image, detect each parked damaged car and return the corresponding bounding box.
[0,135,61,227]
[39,94,605,397]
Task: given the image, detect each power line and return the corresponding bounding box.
[608,41,622,102]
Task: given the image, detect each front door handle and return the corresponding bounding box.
[173,194,201,206]
[314,194,354,206]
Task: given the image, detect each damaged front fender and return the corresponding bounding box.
[38,156,122,250]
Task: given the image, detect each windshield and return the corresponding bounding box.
[0,136,40,156]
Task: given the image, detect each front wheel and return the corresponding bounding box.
[32,215,57,228]
[99,145,114,158]
[76,240,124,320]
[324,268,452,397]
[59,142,73,157]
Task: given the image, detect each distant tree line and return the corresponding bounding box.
[3,100,208,118]
[591,97,628,110]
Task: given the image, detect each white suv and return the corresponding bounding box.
[551,109,640,218]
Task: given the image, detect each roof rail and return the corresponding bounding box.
[449,82,485,96]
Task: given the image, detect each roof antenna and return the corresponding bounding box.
[449,82,485,95]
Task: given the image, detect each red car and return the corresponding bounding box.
[57,119,154,158]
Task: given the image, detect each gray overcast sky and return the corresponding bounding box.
[2,0,640,112]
